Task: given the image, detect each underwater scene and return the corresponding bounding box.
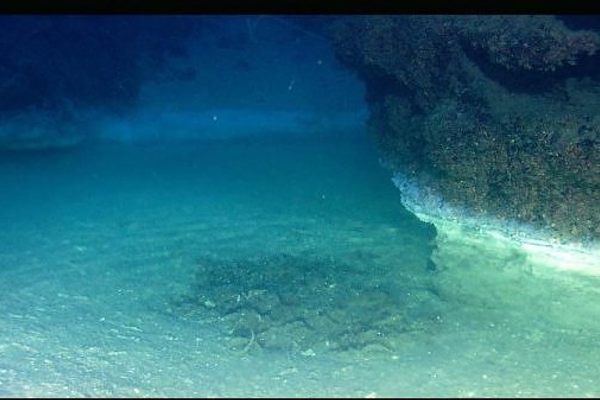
[0,15,599,397]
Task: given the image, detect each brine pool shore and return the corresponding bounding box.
[392,173,600,278]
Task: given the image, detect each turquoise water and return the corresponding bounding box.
[1,136,599,397]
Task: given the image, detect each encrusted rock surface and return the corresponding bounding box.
[331,16,600,242]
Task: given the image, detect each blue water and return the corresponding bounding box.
[1,16,599,397]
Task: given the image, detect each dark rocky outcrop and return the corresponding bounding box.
[331,16,600,242]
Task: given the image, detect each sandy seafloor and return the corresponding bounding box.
[0,136,599,397]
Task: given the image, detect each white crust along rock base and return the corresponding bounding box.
[392,173,600,277]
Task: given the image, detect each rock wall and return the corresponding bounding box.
[331,16,600,243]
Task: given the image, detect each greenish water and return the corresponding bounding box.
[0,137,599,397]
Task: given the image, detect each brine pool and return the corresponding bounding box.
[1,136,599,397]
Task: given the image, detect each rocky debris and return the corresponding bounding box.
[176,253,443,356]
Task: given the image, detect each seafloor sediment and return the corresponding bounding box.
[2,141,599,397]
[331,15,600,244]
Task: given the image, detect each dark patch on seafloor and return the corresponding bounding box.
[175,253,444,357]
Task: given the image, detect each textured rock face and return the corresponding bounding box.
[331,15,600,243]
